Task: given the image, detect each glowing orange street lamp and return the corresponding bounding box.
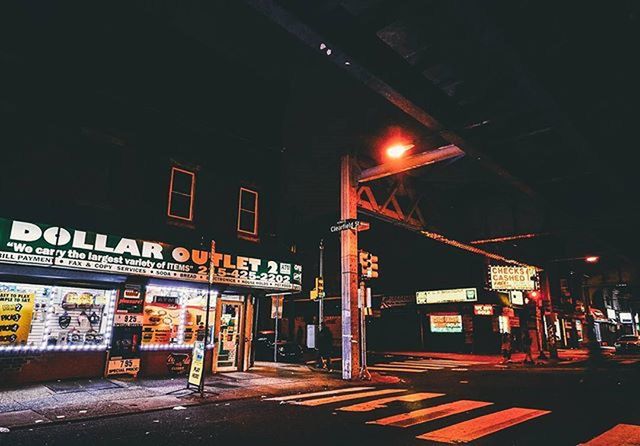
[386,143,414,159]
[585,256,599,263]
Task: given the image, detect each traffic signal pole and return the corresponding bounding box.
[340,154,361,380]
[319,239,324,325]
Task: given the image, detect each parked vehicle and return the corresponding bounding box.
[614,334,640,353]
[254,330,304,363]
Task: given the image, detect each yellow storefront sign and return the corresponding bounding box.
[0,291,35,345]
[188,341,205,387]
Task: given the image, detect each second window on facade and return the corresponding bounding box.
[237,187,258,236]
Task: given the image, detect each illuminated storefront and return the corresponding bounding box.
[415,284,537,354]
[0,217,301,385]
[0,282,117,352]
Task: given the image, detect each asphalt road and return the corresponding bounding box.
[5,355,640,446]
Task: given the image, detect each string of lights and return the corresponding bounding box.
[420,230,540,270]
[469,232,551,245]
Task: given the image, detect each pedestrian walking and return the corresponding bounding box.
[522,332,534,364]
[501,332,512,363]
[317,323,333,371]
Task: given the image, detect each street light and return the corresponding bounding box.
[585,256,599,263]
[386,143,414,159]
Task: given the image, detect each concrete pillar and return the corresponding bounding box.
[340,154,360,380]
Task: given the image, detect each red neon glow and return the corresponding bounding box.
[386,143,415,159]
[585,256,599,263]
[529,291,540,299]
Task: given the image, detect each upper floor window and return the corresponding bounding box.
[237,187,258,237]
[167,166,195,221]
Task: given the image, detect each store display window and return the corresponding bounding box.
[0,281,117,352]
[141,285,215,350]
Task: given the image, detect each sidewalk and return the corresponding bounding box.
[0,362,350,431]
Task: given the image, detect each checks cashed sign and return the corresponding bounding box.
[0,218,301,292]
[489,265,537,291]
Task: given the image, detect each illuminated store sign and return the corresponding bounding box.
[510,290,525,306]
[416,288,477,305]
[619,312,633,323]
[0,218,301,292]
[0,291,35,345]
[489,265,537,291]
[473,304,493,316]
[430,314,463,333]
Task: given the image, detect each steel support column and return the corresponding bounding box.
[340,154,360,380]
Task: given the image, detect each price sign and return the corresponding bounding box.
[106,358,140,375]
[107,285,143,377]
[114,313,143,326]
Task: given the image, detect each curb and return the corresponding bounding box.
[2,379,363,432]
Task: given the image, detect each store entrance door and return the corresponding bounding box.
[215,301,244,372]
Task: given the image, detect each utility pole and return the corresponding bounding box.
[340,154,360,380]
[319,239,324,325]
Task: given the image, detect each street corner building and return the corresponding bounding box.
[0,215,301,385]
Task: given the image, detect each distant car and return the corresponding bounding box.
[614,335,640,353]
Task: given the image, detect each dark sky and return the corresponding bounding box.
[1,0,638,295]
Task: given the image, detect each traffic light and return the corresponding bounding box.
[310,277,324,301]
[316,277,324,297]
[359,250,379,279]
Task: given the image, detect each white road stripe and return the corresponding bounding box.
[407,360,473,366]
[368,366,428,373]
[264,386,374,401]
[416,407,551,443]
[580,424,640,445]
[369,400,493,428]
[338,392,444,412]
[403,363,465,368]
[295,389,407,407]
[387,362,445,370]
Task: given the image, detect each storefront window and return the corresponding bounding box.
[0,281,117,351]
[141,285,214,350]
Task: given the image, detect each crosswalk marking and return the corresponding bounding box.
[372,363,436,371]
[416,407,551,443]
[264,386,374,401]
[368,366,428,373]
[268,385,558,444]
[387,362,445,370]
[407,359,474,366]
[580,424,640,445]
[407,358,473,363]
[337,392,445,412]
[369,358,476,372]
[295,389,407,407]
[369,400,492,428]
